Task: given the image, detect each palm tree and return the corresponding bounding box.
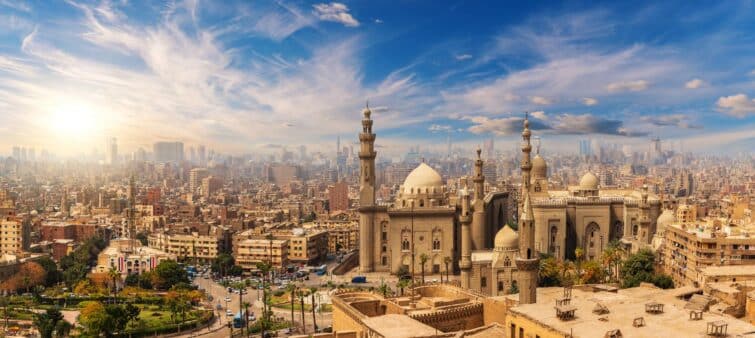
[266,233,275,283]
[310,287,318,332]
[397,279,410,296]
[108,267,120,304]
[574,248,584,284]
[243,301,251,334]
[443,256,452,283]
[377,281,390,297]
[297,289,306,333]
[419,254,429,284]
[286,283,297,332]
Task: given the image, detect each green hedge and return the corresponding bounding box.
[122,310,214,337]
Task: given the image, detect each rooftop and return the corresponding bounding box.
[361,314,438,338]
[509,285,755,338]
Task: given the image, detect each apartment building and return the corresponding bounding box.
[234,238,289,274]
[148,231,220,263]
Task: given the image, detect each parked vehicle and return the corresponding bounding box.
[351,276,367,283]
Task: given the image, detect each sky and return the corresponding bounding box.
[0,0,754,158]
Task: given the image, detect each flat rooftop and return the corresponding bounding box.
[701,265,755,277]
[510,285,755,338]
[361,314,438,338]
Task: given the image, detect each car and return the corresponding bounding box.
[225,297,231,302]
[216,303,223,310]
[226,310,233,316]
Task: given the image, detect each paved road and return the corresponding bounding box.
[189,277,332,337]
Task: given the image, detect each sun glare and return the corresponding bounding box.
[49,101,99,138]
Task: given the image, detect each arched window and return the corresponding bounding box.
[381,256,388,265]
[504,257,511,267]
[432,239,440,250]
[419,199,425,207]
[632,224,639,237]
[402,239,410,251]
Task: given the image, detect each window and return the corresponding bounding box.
[510,324,515,338]
[498,281,504,292]
[519,327,524,338]
[504,257,511,267]
[402,239,410,251]
[382,256,388,265]
[481,277,487,287]
[382,231,387,241]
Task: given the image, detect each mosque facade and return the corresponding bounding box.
[357,107,661,294]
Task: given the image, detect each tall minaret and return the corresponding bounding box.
[459,183,472,289]
[471,147,486,249]
[358,103,377,273]
[516,113,539,305]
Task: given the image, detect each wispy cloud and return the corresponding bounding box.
[529,96,552,105]
[466,111,645,136]
[313,2,359,27]
[640,114,702,129]
[455,54,472,61]
[606,79,649,92]
[0,0,31,12]
[582,97,598,106]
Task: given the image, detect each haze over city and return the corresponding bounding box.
[0,2,753,338]
[0,0,753,158]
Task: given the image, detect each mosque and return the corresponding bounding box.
[357,107,661,297]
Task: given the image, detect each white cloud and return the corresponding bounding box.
[582,97,598,106]
[313,2,359,27]
[428,124,452,132]
[529,96,552,105]
[374,18,383,24]
[749,69,755,76]
[606,80,649,92]
[466,111,644,136]
[0,0,30,12]
[716,94,755,118]
[685,78,705,89]
[640,114,702,129]
[455,54,472,61]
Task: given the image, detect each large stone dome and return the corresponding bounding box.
[656,209,675,232]
[403,163,443,194]
[579,172,599,190]
[532,154,547,179]
[494,225,519,250]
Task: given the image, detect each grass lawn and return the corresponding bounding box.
[133,306,203,327]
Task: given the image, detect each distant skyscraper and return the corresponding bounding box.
[153,142,184,163]
[106,137,118,165]
[189,146,196,164]
[328,181,349,212]
[12,146,20,160]
[198,145,206,166]
[483,137,494,159]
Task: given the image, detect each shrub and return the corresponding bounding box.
[273,290,285,297]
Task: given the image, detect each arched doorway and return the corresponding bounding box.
[584,222,602,260]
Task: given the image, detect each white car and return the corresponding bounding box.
[226,310,233,316]
[224,297,231,302]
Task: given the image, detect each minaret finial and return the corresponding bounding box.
[476,146,481,159]
[366,100,369,109]
[535,136,541,155]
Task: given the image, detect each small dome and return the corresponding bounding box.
[532,154,547,179]
[656,209,675,232]
[579,172,599,190]
[403,163,443,193]
[494,225,519,249]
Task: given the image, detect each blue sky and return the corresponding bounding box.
[0,0,753,157]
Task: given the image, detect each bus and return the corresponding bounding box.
[233,310,246,328]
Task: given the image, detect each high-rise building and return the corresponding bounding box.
[106,137,118,165]
[328,181,349,212]
[201,176,222,199]
[198,145,206,166]
[189,168,209,194]
[153,142,184,163]
[0,220,24,255]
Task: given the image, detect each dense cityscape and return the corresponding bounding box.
[0,1,754,338]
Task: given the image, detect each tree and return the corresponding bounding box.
[620,249,662,288]
[538,255,562,287]
[397,279,410,296]
[105,303,140,335]
[211,253,235,277]
[574,248,584,283]
[107,268,120,303]
[310,287,318,332]
[652,274,674,289]
[79,301,110,336]
[396,265,410,280]
[581,260,605,284]
[419,254,429,284]
[62,263,88,289]
[36,257,62,287]
[377,281,390,297]
[154,260,189,290]
[296,289,306,333]
[165,290,191,331]
[286,283,297,332]
[33,308,66,338]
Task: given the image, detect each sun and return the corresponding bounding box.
[49,101,99,138]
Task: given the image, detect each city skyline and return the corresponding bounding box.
[0,0,754,157]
